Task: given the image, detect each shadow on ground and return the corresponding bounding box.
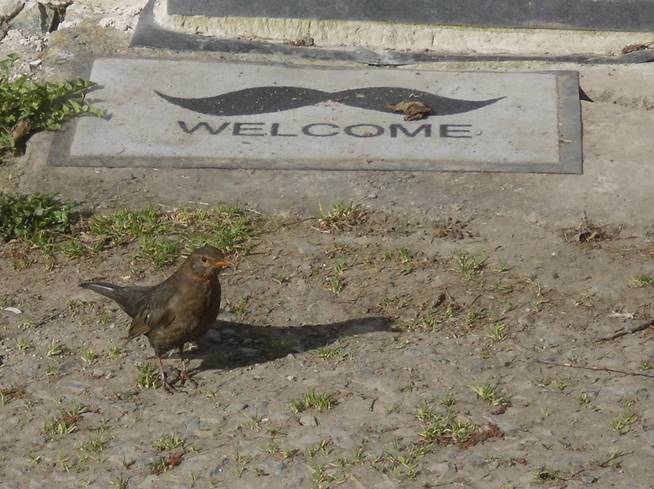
[189,316,392,371]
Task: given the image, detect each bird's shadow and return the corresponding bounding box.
[187,316,392,372]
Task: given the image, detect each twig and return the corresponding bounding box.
[595,319,654,342]
[535,359,654,379]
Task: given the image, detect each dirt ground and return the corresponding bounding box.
[2,2,654,489]
[2,201,654,489]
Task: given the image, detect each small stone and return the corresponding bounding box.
[225,402,248,415]
[98,17,114,28]
[467,453,486,467]
[295,241,320,256]
[59,380,87,395]
[641,429,654,448]
[555,455,585,470]
[469,359,488,373]
[210,459,229,477]
[258,459,285,476]
[134,455,159,470]
[299,413,318,427]
[286,375,296,381]
[185,417,210,434]
[428,461,454,477]
[581,473,598,484]
[91,368,112,379]
[540,335,565,347]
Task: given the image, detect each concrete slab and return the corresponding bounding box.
[49,58,582,174]
[167,0,654,32]
[145,0,654,57]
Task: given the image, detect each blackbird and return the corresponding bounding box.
[80,246,229,392]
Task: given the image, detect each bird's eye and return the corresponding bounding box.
[201,256,208,263]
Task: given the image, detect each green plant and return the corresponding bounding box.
[327,275,344,295]
[89,207,164,247]
[289,391,335,413]
[0,54,104,158]
[316,346,350,363]
[136,363,161,389]
[0,192,78,248]
[80,349,98,365]
[16,337,33,353]
[79,434,110,454]
[138,236,180,268]
[454,253,487,280]
[317,201,367,232]
[46,339,66,357]
[43,404,87,437]
[109,477,129,489]
[612,400,638,435]
[417,406,475,445]
[486,323,507,342]
[152,433,185,451]
[628,274,654,288]
[470,384,510,407]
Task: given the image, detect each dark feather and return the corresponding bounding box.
[79,281,151,318]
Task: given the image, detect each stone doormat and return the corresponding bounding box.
[48,58,582,174]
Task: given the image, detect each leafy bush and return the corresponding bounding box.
[0,54,105,159]
[0,192,78,246]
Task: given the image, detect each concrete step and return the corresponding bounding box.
[144,0,654,56]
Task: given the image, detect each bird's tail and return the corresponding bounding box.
[79,281,148,318]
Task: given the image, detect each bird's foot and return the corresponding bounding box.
[159,371,177,393]
[179,368,198,387]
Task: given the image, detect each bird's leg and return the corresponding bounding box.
[157,356,176,393]
[178,348,198,387]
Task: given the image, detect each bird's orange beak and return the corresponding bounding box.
[214,259,231,269]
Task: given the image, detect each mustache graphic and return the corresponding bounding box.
[155,86,504,117]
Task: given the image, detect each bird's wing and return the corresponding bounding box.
[127,290,177,340]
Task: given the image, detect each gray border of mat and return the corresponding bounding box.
[46,58,583,175]
[168,0,654,32]
[131,0,654,66]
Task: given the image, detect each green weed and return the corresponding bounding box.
[0,53,104,159]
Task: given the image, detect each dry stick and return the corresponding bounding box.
[595,319,654,342]
[535,359,654,379]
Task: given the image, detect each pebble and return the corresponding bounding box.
[58,380,88,395]
[641,429,654,448]
[428,461,455,477]
[224,401,248,415]
[258,459,285,476]
[467,453,486,467]
[91,368,113,379]
[295,241,320,256]
[580,472,598,484]
[555,455,585,470]
[299,413,318,427]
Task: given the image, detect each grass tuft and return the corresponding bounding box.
[152,433,185,452]
[289,391,335,413]
[317,201,367,232]
[454,253,487,281]
[136,363,161,389]
[628,274,654,288]
[470,384,511,407]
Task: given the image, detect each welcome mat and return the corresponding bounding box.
[48,58,582,174]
